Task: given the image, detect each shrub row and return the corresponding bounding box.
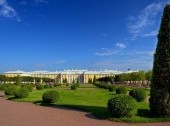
[94,83,116,92]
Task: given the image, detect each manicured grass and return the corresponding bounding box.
[7,86,170,123]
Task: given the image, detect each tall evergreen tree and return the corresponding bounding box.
[150,4,170,117]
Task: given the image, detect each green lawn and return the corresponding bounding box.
[7,86,170,123]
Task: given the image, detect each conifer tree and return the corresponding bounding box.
[150,4,170,117]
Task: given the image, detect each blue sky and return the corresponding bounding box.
[0,0,169,72]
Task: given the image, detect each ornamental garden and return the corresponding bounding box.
[0,4,170,123]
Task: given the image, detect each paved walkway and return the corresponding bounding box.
[0,92,169,126]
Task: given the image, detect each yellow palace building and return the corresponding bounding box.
[3,69,136,84]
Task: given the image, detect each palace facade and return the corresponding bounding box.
[3,69,137,84]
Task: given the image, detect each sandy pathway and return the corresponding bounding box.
[0,92,169,126]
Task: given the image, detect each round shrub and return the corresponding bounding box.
[14,87,30,98]
[116,86,127,94]
[42,90,59,103]
[4,86,17,95]
[108,85,116,92]
[129,88,147,102]
[108,95,137,118]
[36,84,44,90]
[71,85,77,90]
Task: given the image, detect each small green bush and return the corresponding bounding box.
[42,90,59,103]
[4,86,17,95]
[71,85,77,90]
[116,86,127,94]
[108,95,137,118]
[44,84,50,89]
[36,84,44,90]
[108,85,116,92]
[129,88,147,102]
[14,87,30,98]
[0,84,5,90]
[21,84,33,92]
[54,84,61,87]
[66,83,69,86]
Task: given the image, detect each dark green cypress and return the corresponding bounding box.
[150,4,170,117]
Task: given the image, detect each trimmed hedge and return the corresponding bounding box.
[116,86,127,94]
[36,84,44,90]
[42,90,59,103]
[129,88,147,102]
[54,84,62,87]
[108,95,137,118]
[14,87,30,98]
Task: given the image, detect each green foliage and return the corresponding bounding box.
[4,86,17,95]
[44,84,50,89]
[88,78,92,84]
[98,77,113,83]
[116,86,127,94]
[71,85,77,90]
[150,4,170,117]
[0,84,5,90]
[93,75,97,84]
[14,76,21,86]
[129,88,147,102]
[36,84,44,90]
[108,85,116,92]
[54,84,61,87]
[63,78,68,83]
[108,95,137,118]
[14,87,30,98]
[94,83,110,89]
[21,84,33,92]
[42,90,59,103]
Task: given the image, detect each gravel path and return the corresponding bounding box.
[0,92,169,126]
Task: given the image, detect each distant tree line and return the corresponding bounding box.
[0,75,54,84]
[97,70,152,86]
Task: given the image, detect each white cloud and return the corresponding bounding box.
[115,43,126,48]
[94,48,119,56]
[127,1,166,38]
[0,0,20,22]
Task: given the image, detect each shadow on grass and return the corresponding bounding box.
[137,109,151,117]
[34,101,109,119]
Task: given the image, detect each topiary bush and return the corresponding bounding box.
[108,95,137,118]
[71,85,77,90]
[108,85,116,92]
[129,88,147,102]
[116,86,127,94]
[14,87,30,98]
[36,84,44,90]
[4,86,17,95]
[42,90,59,103]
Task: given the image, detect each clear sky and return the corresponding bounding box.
[0,0,169,72]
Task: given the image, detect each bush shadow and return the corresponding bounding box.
[137,109,151,117]
[33,101,109,119]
